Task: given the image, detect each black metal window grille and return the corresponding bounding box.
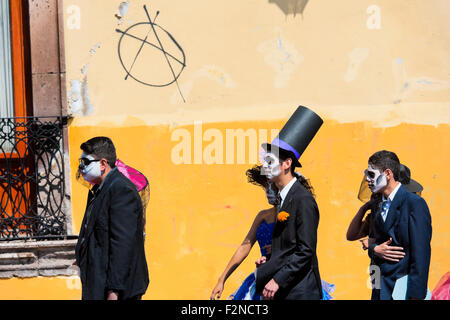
[0,116,68,240]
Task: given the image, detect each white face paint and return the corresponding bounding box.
[79,152,102,183]
[261,152,281,180]
[365,164,387,193]
[265,183,278,205]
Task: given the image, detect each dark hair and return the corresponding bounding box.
[398,164,411,185]
[278,148,304,175]
[246,165,269,189]
[247,163,315,197]
[80,136,117,168]
[368,150,400,181]
[293,172,315,197]
[277,148,315,196]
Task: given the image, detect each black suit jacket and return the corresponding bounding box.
[368,185,432,300]
[75,168,149,300]
[255,180,322,299]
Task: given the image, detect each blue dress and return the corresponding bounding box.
[229,220,335,300]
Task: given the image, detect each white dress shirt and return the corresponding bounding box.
[279,177,297,208]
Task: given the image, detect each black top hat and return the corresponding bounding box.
[262,106,323,167]
[399,164,423,193]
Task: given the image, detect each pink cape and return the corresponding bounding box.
[432,272,450,300]
[115,159,148,192]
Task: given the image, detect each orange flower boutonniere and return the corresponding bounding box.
[277,211,290,222]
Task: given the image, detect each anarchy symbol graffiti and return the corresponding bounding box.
[116,5,186,102]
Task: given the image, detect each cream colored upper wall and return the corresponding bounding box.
[63,0,450,126]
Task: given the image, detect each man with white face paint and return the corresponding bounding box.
[365,164,388,193]
[79,152,102,183]
[347,163,423,252]
[75,137,149,300]
[365,150,432,300]
[255,106,325,300]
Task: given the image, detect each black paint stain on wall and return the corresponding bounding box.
[269,0,310,17]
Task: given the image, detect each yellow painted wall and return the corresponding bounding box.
[1,0,449,299]
[64,120,449,301]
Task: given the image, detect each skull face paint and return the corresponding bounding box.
[79,152,102,183]
[265,182,278,205]
[365,164,387,193]
[261,152,281,180]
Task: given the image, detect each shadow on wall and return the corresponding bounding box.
[269,0,309,17]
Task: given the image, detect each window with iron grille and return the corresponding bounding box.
[0,116,69,240]
[0,0,77,279]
